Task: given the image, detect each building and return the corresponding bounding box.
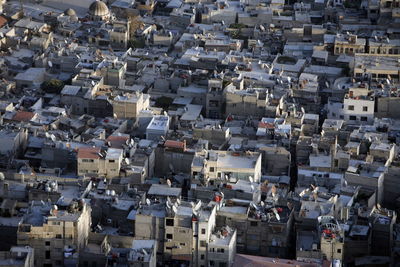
[112,93,150,119]
[225,84,268,119]
[191,150,262,186]
[318,216,344,261]
[77,147,123,178]
[129,240,157,267]
[353,54,400,81]
[0,246,34,267]
[17,201,91,267]
[88,0,110,21]
[146,115,170,141]
[334,34,366,55]
[342,86,375,125]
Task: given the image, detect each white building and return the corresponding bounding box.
[343,87,375,125]
[146,115,170,141]
[191,150,262,186]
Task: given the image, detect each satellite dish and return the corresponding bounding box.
[176,198,181,205]
[166,179,172,187]
[48,61,53,68]
[194,200,202,211]
[146,198,151,205]
[275,211,281,221]
[172,205,178,214]
[249,176,254,183]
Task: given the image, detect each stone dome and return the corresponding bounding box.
[88,0,109,18]
[64,8,76,16]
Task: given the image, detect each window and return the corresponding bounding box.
[45,251,51,259]
[201,254,205,260]
[166,234,173,239]
[349,115,357,120]
[45,241,50,246]
[250,221,258,227]
[82,159,94,163]
[363,106,368,112]
[361,116,368,121]
[337,249,342,253]
[219,263,227,267]
[53,221,60,225]
[201,228,206,234]
[209,100,219,107]
[348,105,354,111]
[209,167,215,172]
[56,234,62,239]
[55,261,62,265]
[210,261,215,266]
[217,248,225,253]
[200,240,206,247]
[108,160,115,163]
[166,219,174,226]
[180,243,186,246]
[339,115,344,119]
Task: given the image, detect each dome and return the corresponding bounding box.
[64,8,76,16]
[88,0,109,18]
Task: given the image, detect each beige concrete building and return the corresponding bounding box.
[353,54,400,81]
[112,93,150,119]
[319,216,344,261]
[225,84,267,119]
[368,38,400,55]
[77,147,123,178]
[334,34,366,55]
[17,201,91,267]
[110,21,129,50]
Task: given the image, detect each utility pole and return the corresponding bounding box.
[19,0,24,18]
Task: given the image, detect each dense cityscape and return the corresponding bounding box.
[0,0,398,266]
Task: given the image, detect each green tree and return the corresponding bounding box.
[41,79,64,94]
[155,96,173,110]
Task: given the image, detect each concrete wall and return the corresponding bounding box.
[376,97,400,119]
